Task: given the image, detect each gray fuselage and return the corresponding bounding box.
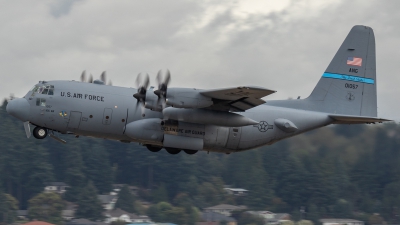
[23,80,333,153]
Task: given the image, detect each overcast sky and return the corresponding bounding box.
[1,0,399,120]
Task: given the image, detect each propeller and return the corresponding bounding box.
[100,71,106,83]
[133,73,150,115]
[80,70,93,83]
[154,69,171,108]
[80,70,87,82]
[100,71,112,85]
[80,70,111,85]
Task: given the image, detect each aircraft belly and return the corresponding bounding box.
[222,106,334,151]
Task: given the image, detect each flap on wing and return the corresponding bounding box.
[329,115,391,124]
[200,86,276,112]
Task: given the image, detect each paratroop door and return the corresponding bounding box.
[67,111,82,129]
[103,108,113,125]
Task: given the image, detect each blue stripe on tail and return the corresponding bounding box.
[322,72,374,84]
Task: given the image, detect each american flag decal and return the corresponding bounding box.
[347,56,362,67]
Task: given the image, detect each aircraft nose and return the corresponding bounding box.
[6,98,31,122]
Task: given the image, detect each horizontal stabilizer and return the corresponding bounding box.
[329,114,391,124]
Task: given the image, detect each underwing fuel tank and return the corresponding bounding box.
[163,108,258,127]
[125,118,163,145]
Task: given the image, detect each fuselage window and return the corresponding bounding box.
[36,98,46,107]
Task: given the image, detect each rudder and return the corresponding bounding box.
[307,25,377,117]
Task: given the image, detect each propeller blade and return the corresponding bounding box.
[144,74,150,89]
[134,73,150,112]
[136,73,142,88]
[88,74,93,83]
[23,121,31,138]
[154,69,171,109]
[164,69,171,86]
[80,70,87,82]
[156,70,162,85]
[134,100,140,113]
[140,103,146,117]
[100,71,106,83]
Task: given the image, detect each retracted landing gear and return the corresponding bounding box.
[183,149,198,155]
[163,148,198,155]
[33,126,48,139]
[146,145,162,152]
[165,147,181,155]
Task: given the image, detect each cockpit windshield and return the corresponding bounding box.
[30,84,54,96]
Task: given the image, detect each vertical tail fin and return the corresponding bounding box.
[307,25,377,117]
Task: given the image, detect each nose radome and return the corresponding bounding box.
[6,98,31,122]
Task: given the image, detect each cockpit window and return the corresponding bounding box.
[31,84,54,96]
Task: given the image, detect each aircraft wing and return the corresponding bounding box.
[200,86,276,112]
[329,115,392,124]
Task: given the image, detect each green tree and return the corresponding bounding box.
[0,191,19,224]
[244,152,273,209]
[382,182,400,223]
[27,192,65,225]
[81,143,114,194]
[153,184,169,203]
[164,207,188,225]
[147,202,173,222]
[115,185,136,213]
[297,220,314,225]
[75,181,104,221]
[369,214,384,225]
[332,199,352,218]
[281,221,295,225]
[146,201,198,225]
[64,146,86,202]
[237,212,265,225]
[307,204,320,225]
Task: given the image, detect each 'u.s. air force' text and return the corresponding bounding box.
[60,92,104,102]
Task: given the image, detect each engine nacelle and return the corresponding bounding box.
[144,92,163,111]
[125,118,163,145]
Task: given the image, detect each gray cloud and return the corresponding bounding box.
[1,0,399,121]
[49,0,81,18]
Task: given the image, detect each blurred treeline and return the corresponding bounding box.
[1,100,400,224]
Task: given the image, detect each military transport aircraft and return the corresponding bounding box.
[6,25,390,154]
